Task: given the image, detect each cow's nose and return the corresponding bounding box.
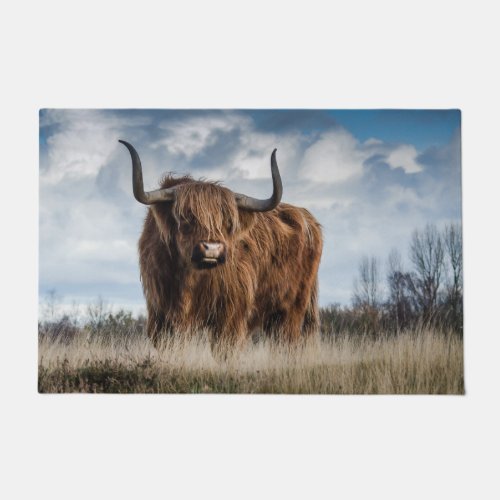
[200,242,224,258]
[192,241,226,265]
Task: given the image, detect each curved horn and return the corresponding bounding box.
[119,140,176,205]
[234,149,283,212]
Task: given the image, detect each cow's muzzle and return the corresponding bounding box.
[191,242,226,269]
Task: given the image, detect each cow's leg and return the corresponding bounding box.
[264,286,318,342]
[146,309,174,350]
[207,292,252,357]
[301,278,320,337]
[263,309,301,342]
[209,317,248,360]
[279,310,306,342]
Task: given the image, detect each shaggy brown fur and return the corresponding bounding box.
[139,175,323,350]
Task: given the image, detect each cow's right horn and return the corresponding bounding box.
[119,140,177,205]
[234,149,283,212]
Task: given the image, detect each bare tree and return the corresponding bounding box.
[443,223,463,331]
[386,248,414,331]
[409,224,444,318]
[353,256,380,309]
[388,248,403,277]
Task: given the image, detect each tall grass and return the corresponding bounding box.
[38,328,464,394]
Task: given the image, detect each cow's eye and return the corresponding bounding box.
[179,222,193,235]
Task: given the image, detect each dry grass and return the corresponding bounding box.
[38,329,464,394]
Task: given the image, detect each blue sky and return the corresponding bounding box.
[39,109,461,316]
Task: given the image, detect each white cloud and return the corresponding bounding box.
[298,130,423,184]
[154,113,304,185]
[364,137,384,146]
[300,129,366,183]
[155,113,251,159]
[386,144,422,173]
[43,129,115,184]
[40,110,153,185]
[235,131,303,180]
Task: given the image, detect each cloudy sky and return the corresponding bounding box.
[39,109,461,314]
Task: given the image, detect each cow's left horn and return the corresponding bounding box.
[234,149,283,212]
[119,140,177,205]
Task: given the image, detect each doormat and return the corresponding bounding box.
[38,109,463,394]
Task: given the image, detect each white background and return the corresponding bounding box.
[1,1,499,499]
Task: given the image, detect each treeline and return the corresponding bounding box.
[38,296,146,344]
[321,222,463,337]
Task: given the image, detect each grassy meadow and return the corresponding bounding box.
[38,327,464,394]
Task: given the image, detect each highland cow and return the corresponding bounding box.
[120,140,322,350]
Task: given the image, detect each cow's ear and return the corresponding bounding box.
[151,202,175,222]
[151,203,176,242]
[237,209,257,234]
